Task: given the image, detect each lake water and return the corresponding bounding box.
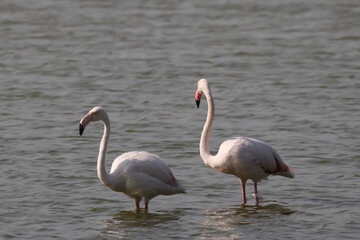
[1,0,359,239]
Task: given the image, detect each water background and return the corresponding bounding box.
[1,0,359,239]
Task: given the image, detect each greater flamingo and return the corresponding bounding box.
[79,106,185,210]
[195,79,294,205]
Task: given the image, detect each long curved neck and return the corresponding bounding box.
[97,115,113,187]
[200,88,216,166]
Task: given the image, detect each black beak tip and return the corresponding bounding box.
[79,124,84,136]
[195,99,200,108]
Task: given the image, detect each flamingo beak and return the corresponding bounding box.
[79,112,95,136]
[79,124,85,136]
[195,99,200,108]
[195,90,202,108]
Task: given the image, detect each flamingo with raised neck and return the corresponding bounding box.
[195,79,294,205]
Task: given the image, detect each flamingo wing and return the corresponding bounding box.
[217,137,294,180]
[240,138,294,178]
[110,151,183,191]
[132,152,180,187]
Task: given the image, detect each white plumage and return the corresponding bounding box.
[195,79,294,205]
[79,107,185,210]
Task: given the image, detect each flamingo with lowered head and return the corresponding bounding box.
[79,106,185,210]
[195,79,294,205]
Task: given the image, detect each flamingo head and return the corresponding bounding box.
[195,79,209,108]
[79,106,106,136]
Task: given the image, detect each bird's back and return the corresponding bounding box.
[217,137,294,182]
[109,151,185,198]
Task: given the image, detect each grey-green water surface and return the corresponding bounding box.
[1,0,359,239]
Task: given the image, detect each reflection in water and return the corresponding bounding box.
[97,203,297,239]
[198,203,296,239]
[99,209,184,239]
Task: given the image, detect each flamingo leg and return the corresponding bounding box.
[241,181,247,205]
[144,200,149,210]
[253,182,259,205]
[134,199,140,209]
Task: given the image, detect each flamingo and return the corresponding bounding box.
[79,106,185,210]
[195,79,294,205]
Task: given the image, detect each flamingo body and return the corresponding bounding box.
[214,137,294,181]
[195,79,294,205]
[109,151,184,198]
[79,107,185,210]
